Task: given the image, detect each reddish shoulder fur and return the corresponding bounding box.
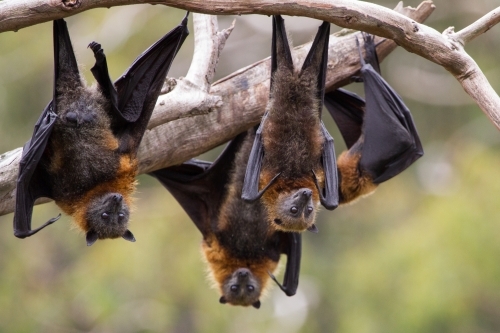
[57,154,138,232]
[337,151,377,204]
[201,236,278,296]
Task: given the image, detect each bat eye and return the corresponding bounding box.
[101,212,109,220]
[230,285,238,292]
[290,206,298,214]
[247,285,255,292]
[307,207,313,213]
[118,213,125,220]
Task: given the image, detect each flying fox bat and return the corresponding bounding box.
[151,129,301,309]
[242,15,338,234]
[13,15,189,246]
[325,33,423,203]
[242,18,422,233]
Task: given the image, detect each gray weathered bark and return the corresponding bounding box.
[1,0,499,217]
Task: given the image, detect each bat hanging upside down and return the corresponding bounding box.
[13,14,189,246]
[151,16,421,308]
[242,16,423,234]
[151,128,301,309]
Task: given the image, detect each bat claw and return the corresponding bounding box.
[242,172,280,202]
[88,41,102,53]
[267,270,296,297]
[13,214,61,239]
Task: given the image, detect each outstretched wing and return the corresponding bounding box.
[90,13,190,154]
[150,131,249,236]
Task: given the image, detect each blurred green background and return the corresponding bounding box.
[2,1,500,332]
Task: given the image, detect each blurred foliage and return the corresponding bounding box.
[1,1,500,332]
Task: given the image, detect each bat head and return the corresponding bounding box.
[219,268,262,309]
[85,192,135,246]
[270,188,318,232]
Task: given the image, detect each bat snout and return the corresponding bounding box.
[111,194,123,203]
[290,188,313,211]
[236,268,251,279]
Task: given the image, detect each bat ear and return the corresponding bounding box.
[219,296,227,304]
[307,224,319,233]
[86,230,99,246]
[252,300,261,309]
[122,230,136,242]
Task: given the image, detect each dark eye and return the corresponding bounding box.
[290,206,298,214]
[247,285,255,292]
[101,212,109,220]
[118,213,125,220]
[230,285,238,292]
[307,207,313,213]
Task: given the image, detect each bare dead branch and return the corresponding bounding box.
[453,6,500,45]
[0,2,433,217]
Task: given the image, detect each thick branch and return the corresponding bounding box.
[2,0,500,129]
[0,2,433,217]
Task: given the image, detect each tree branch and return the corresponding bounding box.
[453,6,500,45]
[0,2,433,217]
[2,0,500,127]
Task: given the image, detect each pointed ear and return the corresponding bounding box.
[271,15,294,85]
[300,21,330,111]
[307,224,319,233]
[219,296,227,304]
[252,300,261,309]
[86,230,99,246]
[122,230,136,242]
[53,20,82,101]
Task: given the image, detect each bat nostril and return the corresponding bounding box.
[112,194,123,202]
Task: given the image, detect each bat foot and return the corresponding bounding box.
[14,214,61,239]
[88,41,102,53]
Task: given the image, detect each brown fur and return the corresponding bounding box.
[202,236,278,298]
[337,151,377,204]
[260,168,324,232]
[262,67,324,178]
[57,155,137,233]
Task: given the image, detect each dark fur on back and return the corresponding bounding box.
[46,77,122,202]
[262,65,324,178]
[215,131,281,262]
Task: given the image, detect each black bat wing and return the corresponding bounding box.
[358,36,423,183]
[269,231,302,297]
[89,13,190,154]
[13,19,82,238]
[325,34,423,185]
[13,103,60,238]
[150,131,249,236]
[324,88,365,149]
